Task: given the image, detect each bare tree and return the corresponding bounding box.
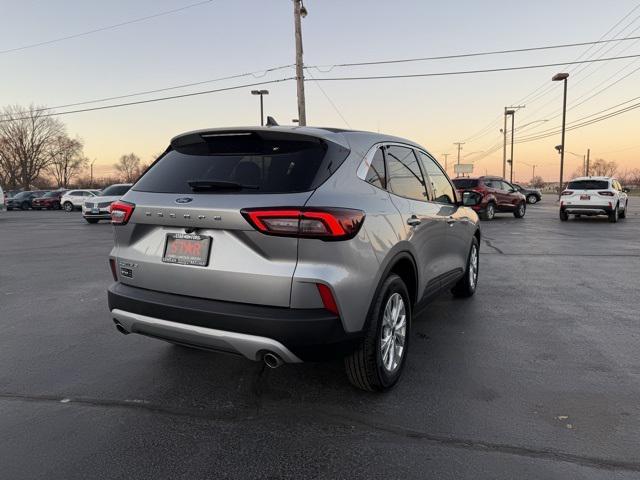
[114,153,141,183]
[0,105,65,189]
[530,175,545,188]
[46,136,88,188]
[588,158,617,177]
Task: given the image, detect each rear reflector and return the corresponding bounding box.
[316,283,339,315]
[110,201,135,225]
[109,258,118,281]
[241,207,365,240]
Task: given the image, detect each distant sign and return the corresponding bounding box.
[454,163,474,174]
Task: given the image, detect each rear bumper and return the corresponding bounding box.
[107,282,358,362]
[83,212,111,219]
[562,204,612,215]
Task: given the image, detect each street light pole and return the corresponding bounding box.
[553,73,569,197]
[442,153,450,173]
[251,90,269,126]
[510,112,515,183]
[293,0,307,126]
[454,142,464,177]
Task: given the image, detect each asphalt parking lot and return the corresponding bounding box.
[1,196,639,479]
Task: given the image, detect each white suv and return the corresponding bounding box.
[560,176,629,222]
[0,186,5,212]
[61,189,101,212]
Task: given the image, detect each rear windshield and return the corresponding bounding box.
[102,185,131,196]
[452,179,479,189]
[133,131,350,194]
[567,180,609,190]
[43,191,60,198]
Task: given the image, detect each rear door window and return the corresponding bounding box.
[385,146,427,201]
[133,131,350,194]
[417,151,456,204]
[568,180,609,190]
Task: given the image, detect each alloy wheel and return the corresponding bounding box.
[469,244,479,289]
[380,293,407,373]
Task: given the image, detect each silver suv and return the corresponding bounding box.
[107,127,481,391]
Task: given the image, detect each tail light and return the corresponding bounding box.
[316,283,339,315]
[598,191,614,196]
[561,190,573,196]
[110,200,135,225]
[241,207,365,240]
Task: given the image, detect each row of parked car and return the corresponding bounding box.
[0,184,132,223]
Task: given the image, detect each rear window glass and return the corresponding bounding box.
[452,179,479,189]
[567,180,609,190]
[102,185,131,196]
[133,131,350,194]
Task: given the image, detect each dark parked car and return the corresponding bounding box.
[513,183,542,204]
[6,190,50,210]
[32,190,67,210]
[452,176,527,220]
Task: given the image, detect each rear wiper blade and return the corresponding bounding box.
[188,180,259,191]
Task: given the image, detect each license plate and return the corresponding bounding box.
[92,208,100,214]
[162,233,211,266]
[580,195,590,200]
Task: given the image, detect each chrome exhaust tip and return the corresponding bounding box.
[263,352,283,369]
[113,319,129,335]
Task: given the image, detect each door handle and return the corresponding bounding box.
[407,215,421,226]
[446,216,456,226]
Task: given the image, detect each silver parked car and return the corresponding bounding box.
[107,127,481,391]
[82,184,132,223]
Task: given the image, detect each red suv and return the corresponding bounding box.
[32,190,67,210]
[452,176,527,220]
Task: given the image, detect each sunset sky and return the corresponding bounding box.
[2,0,639,182]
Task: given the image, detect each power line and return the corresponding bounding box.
[0,77,295,122]
[460,3,640,143]
[0,0,214,55]
[305,69,351,128]
[0,64,294,118]
[311,35,640,69]
[311,53,640,82]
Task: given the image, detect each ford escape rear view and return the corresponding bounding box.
[107,126,481,391]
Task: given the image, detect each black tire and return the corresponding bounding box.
[452,237,480,298]
[514,202,526,218]
[559,209,569,221]
[620,201,627,219]
[609,204,619,223]
[20,201,30,210]
[85,218,99,224]
[480,202,496,221]
[527,194,538,204]
[345,274,411,392]
[63,202,74,212]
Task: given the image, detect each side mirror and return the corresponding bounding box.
[461,191,482,207]
[509,188,517,193]
[622,187,630,193]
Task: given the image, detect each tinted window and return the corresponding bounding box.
[500,181,514,191]
[42,191,59,198]
[102,185,131,196]
[452,179,478,189]
[365,148,386,189]
[567,180,609,190]
[385,146,427,201]
[134,131,349,194]
[418,152,456,204]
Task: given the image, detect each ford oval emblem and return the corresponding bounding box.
[175,197,193,204]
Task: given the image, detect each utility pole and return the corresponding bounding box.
[293,0,307,126]
[442,153,450,173]
[586,148,590,176]
[453,142,464,177]
[90,159,95,188]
